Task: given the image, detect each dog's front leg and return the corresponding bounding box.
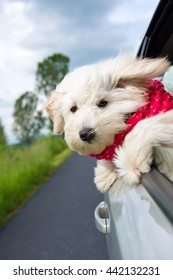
[94,160,117,192]
[114,119,154,186]
[114,111,173,185]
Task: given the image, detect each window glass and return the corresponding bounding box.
[163,66,173,92]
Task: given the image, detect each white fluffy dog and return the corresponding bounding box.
[45,55,173,193]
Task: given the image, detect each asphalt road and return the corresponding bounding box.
[0,153,109,260]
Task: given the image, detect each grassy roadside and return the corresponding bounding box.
[0,136,72,228]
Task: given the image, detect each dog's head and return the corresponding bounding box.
[45,55,170,155]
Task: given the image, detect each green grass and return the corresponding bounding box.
[0,136,72,228]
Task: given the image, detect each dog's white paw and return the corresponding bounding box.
[94,161,117,192]
[114,146,152,185]
[94,169,117,192]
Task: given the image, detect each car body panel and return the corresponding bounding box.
[105,181,173,259]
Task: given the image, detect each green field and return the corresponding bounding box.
[0,136,72,228]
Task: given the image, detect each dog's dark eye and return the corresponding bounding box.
[97,100,108,108]
[70,106,78,113]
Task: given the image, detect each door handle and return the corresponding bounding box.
[94,201,110,234]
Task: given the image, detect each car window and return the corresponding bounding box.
[138,0,173,184]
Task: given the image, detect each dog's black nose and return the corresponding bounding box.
[79,128,96,142]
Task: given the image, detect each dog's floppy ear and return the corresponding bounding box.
[45,91,64,134]
[114,55,170,88]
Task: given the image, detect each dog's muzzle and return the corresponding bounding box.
[79,128,96,143]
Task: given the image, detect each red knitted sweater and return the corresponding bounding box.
[89,80,173,161]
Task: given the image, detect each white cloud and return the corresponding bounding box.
[0,0,40,143]
[0,0,37,96]
[107,0,156,25]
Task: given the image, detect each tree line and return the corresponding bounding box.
[0,53,70,145]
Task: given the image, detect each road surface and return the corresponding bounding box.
[0,153,109,259]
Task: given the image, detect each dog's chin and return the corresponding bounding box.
[67,140,106,156]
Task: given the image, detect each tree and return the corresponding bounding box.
[0,119,7,145]
[36,53,70,96]
[13,91,46,144]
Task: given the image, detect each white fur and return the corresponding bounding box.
[45,54,173,194]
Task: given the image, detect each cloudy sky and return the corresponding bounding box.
[0,0,159,143]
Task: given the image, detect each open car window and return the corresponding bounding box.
[137,0,173,184]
